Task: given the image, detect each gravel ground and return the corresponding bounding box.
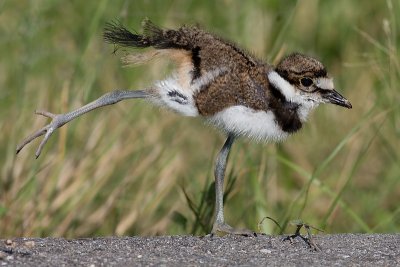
[0,234,399,266]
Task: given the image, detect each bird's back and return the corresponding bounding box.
[105,20,262,70]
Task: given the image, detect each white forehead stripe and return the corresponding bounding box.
[316,77,334,90]
[267,71,296,100]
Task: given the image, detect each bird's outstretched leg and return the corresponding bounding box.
[16,89,150,158]
[210,134,257,237]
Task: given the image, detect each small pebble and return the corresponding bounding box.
[260,249,272,254]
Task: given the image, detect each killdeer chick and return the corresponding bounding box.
[16,20,352,236]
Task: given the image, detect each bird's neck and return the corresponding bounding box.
[267,70,318,123]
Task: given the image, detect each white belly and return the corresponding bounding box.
[207,105,289,142]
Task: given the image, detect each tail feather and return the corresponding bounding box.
[103,19,192,50]
[103,21,150,48]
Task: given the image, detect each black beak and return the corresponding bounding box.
[323,89,352,109]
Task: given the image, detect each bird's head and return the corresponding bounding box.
[268,53,352,111]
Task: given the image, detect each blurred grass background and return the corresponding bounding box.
[1,0,399,237]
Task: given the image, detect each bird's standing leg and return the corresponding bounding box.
[16,89,150,158]
[211,134,256,236]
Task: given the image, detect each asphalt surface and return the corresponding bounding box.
[1,234,399,266]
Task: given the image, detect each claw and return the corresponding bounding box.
[16,126,48,155]
[35,127,54,158]
[16,108,69,157]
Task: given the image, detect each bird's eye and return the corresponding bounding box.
[300,77,313,87]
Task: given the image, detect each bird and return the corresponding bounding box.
[16,19,352,236]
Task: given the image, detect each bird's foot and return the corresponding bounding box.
[207,221,258,237]
[16,110,68,158]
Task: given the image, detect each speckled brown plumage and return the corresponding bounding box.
[104,21,281,113]
[104,21,315,133]
[194,66,271,115]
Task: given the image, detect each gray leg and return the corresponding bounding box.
[16,89,150,158]
[211,134,256,236]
